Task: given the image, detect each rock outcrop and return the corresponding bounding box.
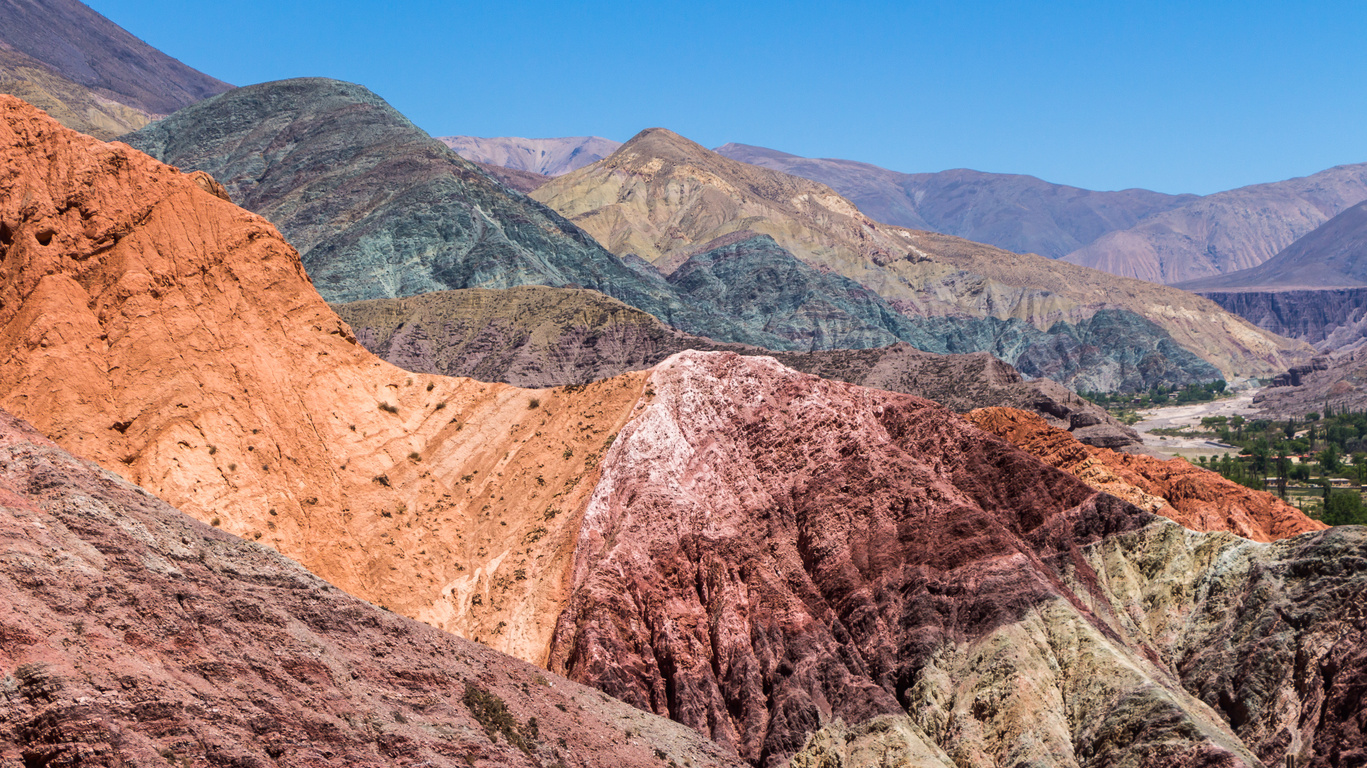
[1066,163,1367,284]
[716,141,1195,260]
[332,284,1141,447]
[0,407,744,768]
[0,0,230,138]
[532,127,1306,382]
[967,407,1326,542]
[546,351,1364,767]
[1254,347,1367,418]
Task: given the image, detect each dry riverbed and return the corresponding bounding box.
[1132,389,1262,460]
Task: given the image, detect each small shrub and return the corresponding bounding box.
[408,451,422,462]
[207,445,217,455]
[210,517,221,527]
[426,382,435,392]
[462,683,537,755]
[562,448,573,460]
[379,401,399,414]
[435,402,446,410]
[528,398,540,409]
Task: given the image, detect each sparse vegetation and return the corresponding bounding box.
[462,683,539,754]
[379,401,399,414]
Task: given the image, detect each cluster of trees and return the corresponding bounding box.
[1193,408,1367,525]
[1082,380,1227,408]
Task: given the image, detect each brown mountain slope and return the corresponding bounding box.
[0,0,230,116]
[0,407,745,768]
[715,141,1195,259]
[1065,163,1367,284]
[546,351,1367,767]
[530,128,1305,380]
[333,285,1140,448]
[0,46,152,139]
[967,407,1326,542]
[1179,199,1367,292]
[0,94,646,666]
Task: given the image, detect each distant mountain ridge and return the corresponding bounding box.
[531,127,1304,383]
[441,135,620,176]
[1178,200,1367,292]
[1065,163,1367,284]
[0,0,230,138]
[714,142,1195,260]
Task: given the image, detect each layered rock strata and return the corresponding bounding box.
[4,94,1365,768]
[0,407,743,767]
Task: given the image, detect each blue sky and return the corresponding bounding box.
[87,0,1365,195]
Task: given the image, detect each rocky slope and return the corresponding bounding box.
[0,93,653,666]
[967,407,1326,542]
[1065,163,1367,284]
[716,142,1194,260]
[332,284,1140,447]
[1198,287,1367,351]
[1254,349,1367,418]
[1179,200,1367,293]
[0,46,154,139]
[123,79,948,354]
[531,128,1305,381]
[0,407,744,767]
[546,351,1364,767]
[441,135,622,176]
[473,160,552,193]
[0,0,230,138]
[120,79,693,322]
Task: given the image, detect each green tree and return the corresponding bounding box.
[1319,491,1367,526]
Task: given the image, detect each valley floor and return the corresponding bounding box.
[1132,389,1260,459]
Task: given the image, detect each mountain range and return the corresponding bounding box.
[4,95,1363,767]
[465,136,1367,288]
[0,0,230,138]
[530,127,1301,382]
[121,79,1285,391]
[715,142,1197,260]
[3,2,1367,766]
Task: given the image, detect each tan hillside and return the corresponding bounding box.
[0,94,644,666]
[532,128,1307,379]
[0,46,152,139]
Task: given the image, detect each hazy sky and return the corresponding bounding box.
[86,0,1365,194]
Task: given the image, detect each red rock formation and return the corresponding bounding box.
[966,407,1326,542]
[0,94,650,664]
[548,352,1259,767]
[0,407,742,767]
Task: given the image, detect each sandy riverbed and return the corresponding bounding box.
[1132,390,1262,460]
